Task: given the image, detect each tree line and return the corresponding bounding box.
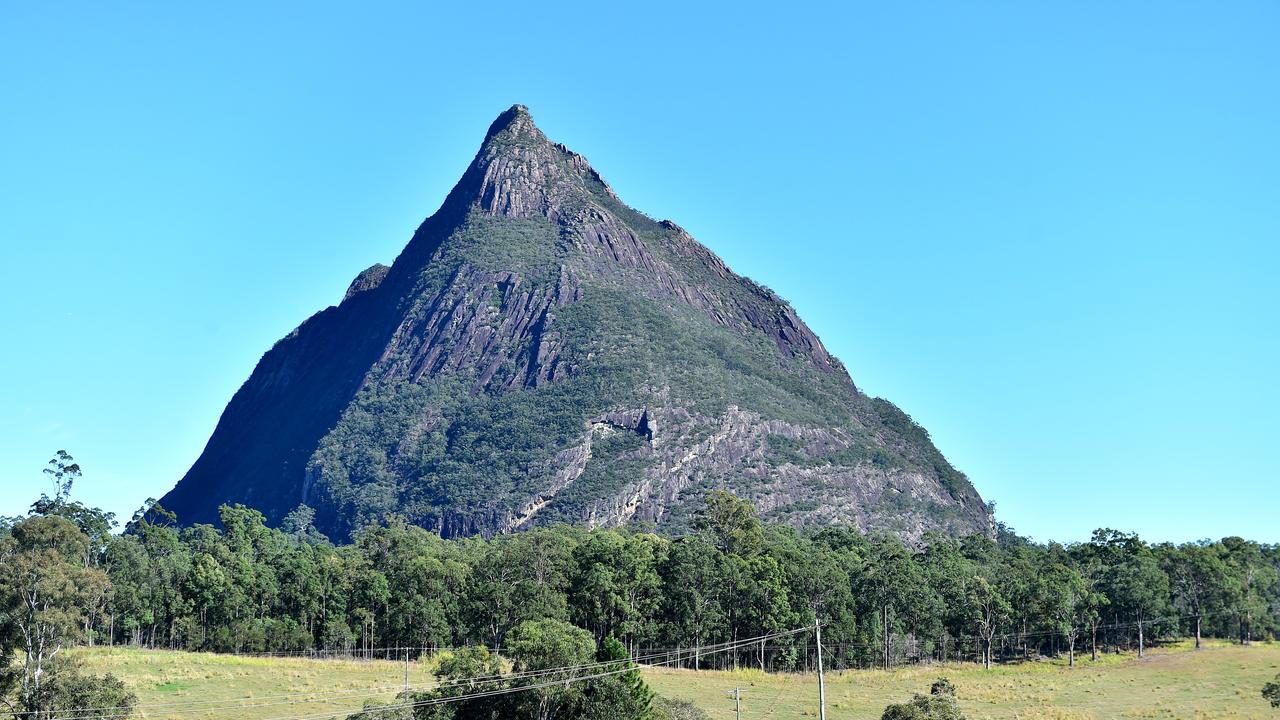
[2,451,1278,716]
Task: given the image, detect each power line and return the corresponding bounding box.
[25,629,809,720]
[261,628,811,720]
[18,609,1246,718]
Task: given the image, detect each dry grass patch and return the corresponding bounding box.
[75,642,1280,719]
[642,642,1280,719]
[76,647,436,719]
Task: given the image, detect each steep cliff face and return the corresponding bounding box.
[161,105,991,542]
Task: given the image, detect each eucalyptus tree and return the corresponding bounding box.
[966,573,1011,669]
[774,527,858,666]
[918,535,977,662]
[657,536,728,669]
[0,515,135,718]
[859,536,940,668]
[569,530,666,650]
[465,528,576,650]
[693,490,764,558]
[1035,555,1092,666]
[693,494,790,667]
[355,518,460,651]
[989,537,1041,659]
[1221,537,1278,644]
[1107,537,1170,657]
[1075,529,1170,656]
[1161,542,1234,648]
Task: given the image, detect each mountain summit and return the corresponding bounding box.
[160,105,991,541]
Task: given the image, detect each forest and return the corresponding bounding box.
[2,452,1278,719]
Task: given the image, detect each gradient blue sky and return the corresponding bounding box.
[2,2,1276,543]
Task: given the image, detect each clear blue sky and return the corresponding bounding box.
[2,2,1276,543]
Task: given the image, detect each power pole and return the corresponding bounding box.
[815,618,826,720]
[404,649,410,692]
[726,687,745,720]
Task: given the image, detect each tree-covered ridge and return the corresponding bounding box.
[4,455,1280,718]
[159,105,989,541]
[12,460,1279,668]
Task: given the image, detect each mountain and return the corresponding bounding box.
[159,105,991,542]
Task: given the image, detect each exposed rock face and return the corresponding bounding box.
[344,264,390,300]
[374,265,581,390]
[160,105,992,542]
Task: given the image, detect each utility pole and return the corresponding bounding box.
[404,649,410,692]
[815,618,826,720]
[726,688,745,720]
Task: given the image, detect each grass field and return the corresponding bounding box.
[74,648,439,720]
[77,641,1280,720]
[646,641,1280,719]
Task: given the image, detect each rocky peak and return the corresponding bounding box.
[343,263,390,302]
[461,105,604,222]
[479,104,543,148]
[159,105,991,544]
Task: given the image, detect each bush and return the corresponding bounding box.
[930,677,956,697]
[1263,673,1280,708]
[17,657,137,719]
[881,678,964,720]
[652,696,710,720]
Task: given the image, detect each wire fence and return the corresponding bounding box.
[25,628,813,720]
[105,609,1244,673]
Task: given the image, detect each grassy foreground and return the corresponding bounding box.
[645,641,1280,719]
[74,648,439,720]
[77,641,1280,719]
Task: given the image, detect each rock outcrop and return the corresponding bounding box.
[159,105,991,542]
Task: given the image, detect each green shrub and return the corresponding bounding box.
[1263,673,1280,708]
[881,678,965,720]
[652,696,710,720]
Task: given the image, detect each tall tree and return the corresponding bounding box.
[356,519,459,651]
[658,536,727,670]
[918,535,977,663]
[1161,542,1233,649]
[1035,555,1092,666]
[693,491,763,558]
[466,529,575,649]
[0,515,134,718]
[965,573,1010,669]
[1221,537,1278,645]
[570,531,664,649]
[1078,530,1170,657]
[859,537,939,668]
